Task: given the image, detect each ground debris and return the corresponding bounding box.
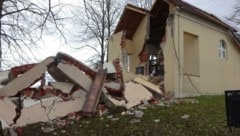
[0,53,165,133]
[134,110,144,118]
[181,114,190,119]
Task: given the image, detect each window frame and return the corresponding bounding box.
[218,40,227,60]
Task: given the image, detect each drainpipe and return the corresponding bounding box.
[177,8,181,98]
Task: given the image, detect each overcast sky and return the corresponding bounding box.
[183,0,236,19]
[22,0,238,68]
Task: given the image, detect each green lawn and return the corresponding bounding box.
[22,95,240,136]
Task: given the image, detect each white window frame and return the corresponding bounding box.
[218,40,227,60]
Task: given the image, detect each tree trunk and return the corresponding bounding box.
[0,0,4,69]
[101,0,105,66]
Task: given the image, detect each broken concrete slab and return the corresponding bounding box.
[124,82,153,109]
[102,88,126,108]
[133,77,163,96]
[56,52,96,79]
[0,97,17,126]
[82,68,107,116]
[0,57,55,97]
[49,82,74,94]
[102,82,153,109]
[9,64,36,82]
[23,97,63,108]
[47,65,68,82]
[71,89,87,99]
[57,62,92,91]
[16,97,86,127]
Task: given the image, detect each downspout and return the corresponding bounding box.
[177,8,181,98]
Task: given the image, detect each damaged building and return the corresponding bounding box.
[108,0,240,97]
[1,0,240,134]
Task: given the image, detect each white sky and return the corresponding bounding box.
[22,0,238,67]
[183,0,236,19]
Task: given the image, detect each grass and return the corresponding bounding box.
[21,95,240,136]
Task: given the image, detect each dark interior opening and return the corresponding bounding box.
[147,2,169,77]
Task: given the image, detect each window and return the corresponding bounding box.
[136,67,144,75]
[218,40,227,59]
[184,32,199,76]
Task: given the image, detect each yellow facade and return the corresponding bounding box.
[169,8,240,97]
[108,4,240,97]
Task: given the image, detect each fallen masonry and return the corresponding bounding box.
[0,52,164,135]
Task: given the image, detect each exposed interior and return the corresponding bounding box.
[143,1,169,89]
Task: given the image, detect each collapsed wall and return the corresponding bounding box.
[0,52,163,134]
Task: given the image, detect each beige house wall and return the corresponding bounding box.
[172,9,240,97]
[163,25,176,95]
[108,16,148,74]
[108,5,240,97]
[108,31,123,62]
[128,16,148,73]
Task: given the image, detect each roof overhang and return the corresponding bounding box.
[114,4,148,39]
[230,30,240,46]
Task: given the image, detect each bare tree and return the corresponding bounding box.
[0,0,66,69]
[72,0,123,66]
[227,2,240,27]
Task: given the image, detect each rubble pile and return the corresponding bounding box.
[0,52,163,134]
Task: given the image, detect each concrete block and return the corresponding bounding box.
[133,77,163,95]
[23,97,63,108]
[57,62,92,91]
[47,65,68,82]
[71,89,87,99]
[49,82,74,94]
[41,57,55,66]
[0,57,55,97]
[16,97,86,127]
[125,82,152,109]
[0,97,17,126]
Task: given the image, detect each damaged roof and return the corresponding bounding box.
[116,0,239,41]
[114,4,148,39]
[230,30,240,45]
[155,0,240,45]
